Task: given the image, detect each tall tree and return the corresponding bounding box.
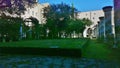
[66,19,85,38]
[44,3,75,19]
[44,3,77,38]
[0,14,25,42]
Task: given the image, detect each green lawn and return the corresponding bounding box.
[0,39,88,49]
[82,40,120,62]
[82,40,111,60]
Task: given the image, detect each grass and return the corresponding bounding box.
[0,38,88,49]
[0,38,89,57]
[0,38,119,63]
[83,40,111,60]
[108,44,120,63]
[82,39,120,63]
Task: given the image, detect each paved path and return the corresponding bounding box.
[0,55,119,68]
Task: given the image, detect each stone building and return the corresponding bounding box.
[21,2,49,26]
[77,10,104,38]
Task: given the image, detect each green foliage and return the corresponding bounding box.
[44,18,86,38]
[82,18,93,26]
[74,19,85,34]
[0,0,36,15]
[43,3,78,38]
[66,19,85,37]
[0,16,25,42]
[44,3,77,20]
[43,3,87,38]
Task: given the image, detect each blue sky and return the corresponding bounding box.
[39,0,113,12]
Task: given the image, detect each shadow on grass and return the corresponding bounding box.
[0,47,82,57]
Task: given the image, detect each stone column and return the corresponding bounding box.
[102,6,113,42]
[99,17,105,39]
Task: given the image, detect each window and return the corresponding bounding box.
[32,11,34,16]
[36,13,37,16]
[28,9,30,14]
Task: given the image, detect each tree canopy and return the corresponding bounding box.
[43,3,86,38]
[0,14,25,41]
[82,18,93,26]
[44,3,77,20]
[0,0,36,15]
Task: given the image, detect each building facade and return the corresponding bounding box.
[21,2,49,26]
[77,10,104,38]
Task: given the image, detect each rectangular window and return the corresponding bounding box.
[28,9,30,14]
[36,13,37,16]
[32,11,34,16]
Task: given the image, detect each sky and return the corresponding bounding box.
[39,0,113,12]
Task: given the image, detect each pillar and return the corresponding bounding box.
[102,6,113,42]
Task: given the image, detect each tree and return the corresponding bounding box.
[74,19,85,37]
[0,0,36,40]
[0,14,25,42]
[45,18,57,38]
[82,18,93,26]
[44,3,75,19]
[0,0,36,15]
[65,19,85,38]
[44,3,77,38]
